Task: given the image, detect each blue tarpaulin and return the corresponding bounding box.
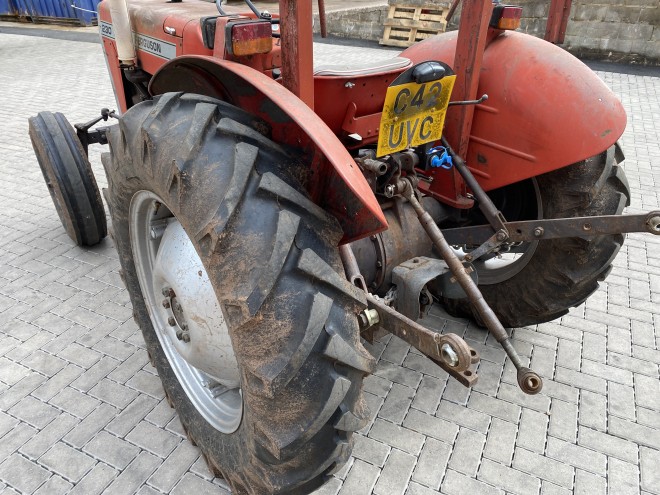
[0,0,100,25]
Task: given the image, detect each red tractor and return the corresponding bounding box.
[29,0,660,493]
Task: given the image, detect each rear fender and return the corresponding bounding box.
[149,56,386,243]
[401,31,627,192]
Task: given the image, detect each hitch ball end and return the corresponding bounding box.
[646,214,660,234]
[517,367,543,395]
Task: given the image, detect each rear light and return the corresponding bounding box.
[226,21,272,57]
[490,5,523,30]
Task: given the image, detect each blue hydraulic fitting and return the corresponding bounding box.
[427,146,453,169]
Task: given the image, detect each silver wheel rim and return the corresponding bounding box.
[466,178,543,285]
[130,191,243,434]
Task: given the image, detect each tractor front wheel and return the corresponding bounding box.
[446,146,630,328]
[103,93,375,494]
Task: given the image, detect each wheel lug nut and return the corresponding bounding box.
[168,316,176,326]
[161,287,173,297]
[181,333,190,343]
[162,300,170,309]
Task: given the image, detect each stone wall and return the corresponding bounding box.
[313,6,389,40]
[508,0,659,65]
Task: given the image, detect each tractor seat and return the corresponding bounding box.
[313,57,411,77]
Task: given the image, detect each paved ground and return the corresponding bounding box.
[0,31,659,495]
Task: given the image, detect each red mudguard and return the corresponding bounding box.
[402,30,627,193]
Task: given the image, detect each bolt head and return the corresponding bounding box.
[496,231,507,241]
[161,287,172,297]
[162,300,170,309]
[168,316,176,326]
[533,227,544,238]
[181,333,191,343]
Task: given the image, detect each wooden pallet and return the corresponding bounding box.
[380,4,448,48]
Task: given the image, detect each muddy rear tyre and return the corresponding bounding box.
[446,146,630,328]
[103,93,375,494]
[29,112,107,246]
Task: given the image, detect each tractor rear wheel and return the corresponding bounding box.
[29,112,107,246]
[446,146,630,328]
[103,93,375,494]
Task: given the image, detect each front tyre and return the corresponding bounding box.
[446,146,630,328]
[103,93,375,494]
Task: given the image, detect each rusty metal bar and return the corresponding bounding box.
[442,211,660,246]
[446,0,461,24]
[445,0,493,158]
[366,293,479,387]
[318,0,327,38]
[279,0,314,109]
[399,179,543,395]
[545,0,572,44]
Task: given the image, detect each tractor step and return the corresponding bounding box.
[380,4,449,48]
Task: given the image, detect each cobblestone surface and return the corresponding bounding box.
[1,31,659,495]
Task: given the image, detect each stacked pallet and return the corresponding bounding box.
[380,4,449,47]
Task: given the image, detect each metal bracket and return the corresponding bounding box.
[367,293,480,387]
[392,257,449,320]
[443,210,660,246]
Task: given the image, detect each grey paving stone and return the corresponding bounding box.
[410,375,444,414]
[374,361,422,389]
[7,395,59,429]
[48,386,101,419]
[20,413,78,459]
[0,453,50,494]
[640,447,660,495]
[548,399,578,442]
[311,477,342,495]
[33,475,72,495]
[339,459,380,495]
[144,399,176,428]
[555,366,607,395]
[105,395,158,437]
[478,458,541,495]
[579,390,608,431]
[373,449,416,495]
[63,403,118,448]
[147,441,200,493]
[411,438,450,489]
[39,442,96,482]
[89,378,139,409]
[578,426,639,464]
[498,382,551,414]
[381,336,411,366]
[370,419,426,456]
[634,373,660,410]
[609,416,660,450]
[126,420,180,458]
[448,427,486,477]
[378,383,415,424]
[83,431,140,470]
[468,392,521,423]
[484,417,517,465]
[442,469,504,495]
[575,469,606,495]
[171,472,230,495]
[402,408,458,444]
[31,363,84,402]
[102,451,161,495]
[517,408,548,458]
[436,399,490,433]
[546,436,606,476]
[513,447,574,489]
[608,457,640,495]
[352,435,390,468]
[582,360,634,386]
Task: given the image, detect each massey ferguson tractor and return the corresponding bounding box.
[28,0,660,493]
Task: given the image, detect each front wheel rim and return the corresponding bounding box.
[129,191,243,434]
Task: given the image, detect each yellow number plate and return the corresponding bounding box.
[377,75,456,157]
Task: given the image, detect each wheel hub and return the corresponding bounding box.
[130,191,243,434]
